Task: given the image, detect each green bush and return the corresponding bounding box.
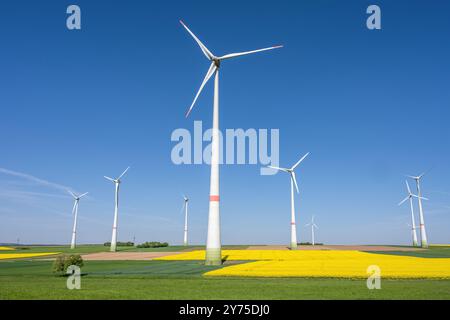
[52,254,84,275]
[137,241,169,248]
[103,241,134,247]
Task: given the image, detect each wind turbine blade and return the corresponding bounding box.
[305,223,311,227]
[412,195,429,201]
[291,172,299,194]
[104,176,115,182]
[67,190,77,199]
[398,196,409,206]
[420,166,435,179]
[118,167,130,180]
[267,165,289,172]
[179,201,186,215]
[179,20,214,60]
[313,224,319,229]
[406,175,418,180]
[79,192,89,198]
[218,45,283,60]
[418,172,427,179]
[185,62,217,118]
[291,152,310,170]
[405,180,411,194]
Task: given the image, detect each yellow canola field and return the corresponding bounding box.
[0,246,15,251]
[157,249,358,261]
[0,252,60,260]
[156,250,393,261]
[157,250,450,279]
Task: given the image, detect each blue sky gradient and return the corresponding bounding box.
[0,0,449,245]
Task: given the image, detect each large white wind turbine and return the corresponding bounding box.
[180,20,282,265]
[182,195,189,246]
[305,215,318,246]
[398,180,427,247]
[267,152,309,249]
[104,167,130,252]
[407,173,429,248]
[68,190,88,249]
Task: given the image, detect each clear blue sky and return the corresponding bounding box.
[1,0,449,245]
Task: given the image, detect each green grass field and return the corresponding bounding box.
[1,245,449,300]
[365,246,450,258]
[0,259,449,299]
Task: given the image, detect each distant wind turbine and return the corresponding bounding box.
[104,167,130,252]
[305,215,318,246]
[267,152,310,249]
[182,195,189,246]
[68,190,88,249]
[398,180,427,247]
[407,173,429,248]
[180,20,282,265]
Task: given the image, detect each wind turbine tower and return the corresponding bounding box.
[407,173,429,248]
[104,167,130,252]
[305,215,318,246]
[398,180,427,247]
[68,190,88,249]
[182,195,189,246]
[267,152,309,249]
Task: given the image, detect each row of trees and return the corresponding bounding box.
[103,241,170,248]
[103,241,135,247]
[137,242,169,248]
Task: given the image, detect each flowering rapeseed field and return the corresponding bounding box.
[0,252,60,260]
[157,250,450,279]
[0,246,15,251]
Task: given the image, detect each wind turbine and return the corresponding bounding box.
[407,173,429,248]
[305,215,318,246]
[180,20,282,265]
[267,152,309,250]
[398,180,427,247]
[182,195,189,246]
[68,190,88,249]
[104,167,130,252]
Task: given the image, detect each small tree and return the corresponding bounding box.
[53,255,66,274]
[53,254,84,275]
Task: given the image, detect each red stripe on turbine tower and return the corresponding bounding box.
[210,195,220,202]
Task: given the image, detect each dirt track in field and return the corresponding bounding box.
[246,245,425,251]
[81,252,183,261]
